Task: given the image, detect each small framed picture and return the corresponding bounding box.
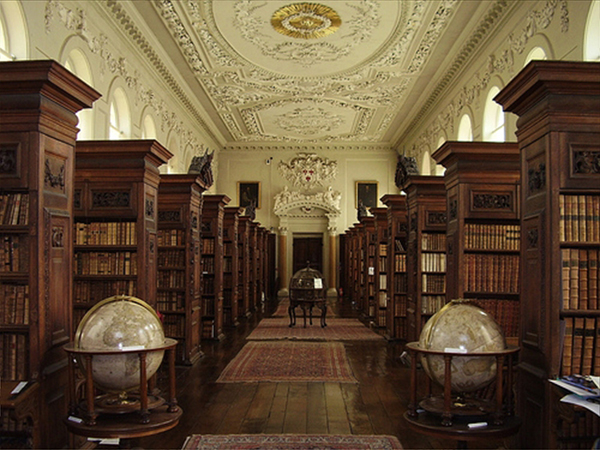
[356,181,378,209]
[238,181,261,209]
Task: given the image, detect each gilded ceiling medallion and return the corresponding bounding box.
[271,3,341,39]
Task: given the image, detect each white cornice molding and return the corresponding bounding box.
[221,143,394,153]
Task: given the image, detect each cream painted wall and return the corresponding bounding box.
[217,148,398,233]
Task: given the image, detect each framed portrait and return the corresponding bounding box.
[356,181,378,209]
[238,181,261,209]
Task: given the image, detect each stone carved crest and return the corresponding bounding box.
[274,186,341,214]
[395,154,419,188]
[278,153,337,191]
[188,150,214,188]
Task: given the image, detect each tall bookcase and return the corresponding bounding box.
[496,61,600,449]
[73,140,172,329]
[0,60,100,449]
[157,174,207,365]
[433,141,521,346]
[372,208,389,329]
[200,194,229,340]
[360,216,377,320]
[237,215,252,318]
[223,207,241,327]
[402,176,447,342]
[381,195,408,341]
[248,221,259,312]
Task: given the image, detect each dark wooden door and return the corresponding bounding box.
[293,237,323,275]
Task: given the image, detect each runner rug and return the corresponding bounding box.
[216,341,357,383]
[182,434,403,449]
[247,318,384,341]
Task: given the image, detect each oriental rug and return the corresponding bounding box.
[216,341,357,383]
[247,318,384,341]
[182,434,403,449]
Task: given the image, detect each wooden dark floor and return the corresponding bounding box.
[138,298,512,450]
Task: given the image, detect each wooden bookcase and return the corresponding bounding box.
[433,141,521,346]
[352,224,365,310]
[248,221,259,312]
[0,60,100,449]
[223,207,241,327]
[266,231,276,301]
[381,195,408,341]
[237,215,252,318]
[372,208,389,329]
[157,174,207,365]
[73,140,172,329]
[360,216,377,320]
[402,176,447,342]
[496,61,600,449]
[200,194,229,340]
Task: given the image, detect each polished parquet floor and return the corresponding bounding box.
[139,298,509,450]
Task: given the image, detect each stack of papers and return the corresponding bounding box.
[549,375,600,416]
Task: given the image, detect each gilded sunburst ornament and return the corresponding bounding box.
[271,3,341,39]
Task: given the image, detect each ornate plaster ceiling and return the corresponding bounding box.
[127,0,509,148]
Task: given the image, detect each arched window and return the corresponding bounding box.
[421,150,431,175]
[457,114,473,141]
[64,49,94,140]
[109,87,131,140]
[141,114,157,140]
[584,0,600,61]
[483,86,505,142]
[0,1,27,61]
[525,47,547,65]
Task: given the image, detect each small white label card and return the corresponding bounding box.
[314,278,323,289]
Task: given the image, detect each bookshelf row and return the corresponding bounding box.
[157,229,185,246]
[464,223,520,250]
[0,235,28,272]
[0,193,29,226]
[559,194,600,243]
[73,251,138,275]
[1,284,29,325]
[561,248,599,310]
[464,253,519,294]
[421,253,446,272]
[74,221,137,246]
[561,316,600,377]
[1,333,28,381]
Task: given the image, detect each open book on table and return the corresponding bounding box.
[549,375,600,416]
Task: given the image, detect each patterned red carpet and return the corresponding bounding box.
[247,318,384,341]
[216,341,357,383]
[182,434,403,449]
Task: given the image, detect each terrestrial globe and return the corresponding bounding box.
[75,295,166,393]
[418,299,506,393]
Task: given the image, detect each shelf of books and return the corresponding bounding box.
[496,61,600,449]
[0,60,100,449]
[433,141,521,347]
[381,195,408,341]
[344,224,361,307]
[223,207,241,327]
[157,174,207,365]
[372,208,389,329]
[256,226,266,306]
[402,176,447,342]
[359,216,377,320]
[200,195,229,340]
[73,140,172,332]
[237,215,252,318]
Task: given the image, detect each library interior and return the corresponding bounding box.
[0,1,599,449]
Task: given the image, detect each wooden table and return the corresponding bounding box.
[0,381,40,449]
[288,298,327,328]
[404,411,521,449]
[64,405,182,448]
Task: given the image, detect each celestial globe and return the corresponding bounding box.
[75,295,166,393]
[418,299,506,393]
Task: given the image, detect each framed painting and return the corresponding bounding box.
[238,181,261,209]
[355,181,378,209]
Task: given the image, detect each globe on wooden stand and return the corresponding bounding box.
[63,295,181,441]
[404,299,521,448]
